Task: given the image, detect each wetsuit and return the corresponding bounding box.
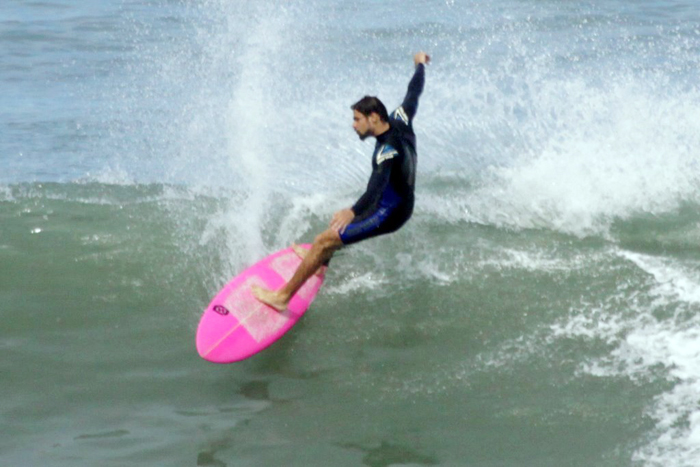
[340,63,425,245]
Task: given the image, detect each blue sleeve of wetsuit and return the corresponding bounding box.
[401,64,425,121]
[352,156,397,215]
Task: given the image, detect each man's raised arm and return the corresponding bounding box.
[399,52,430,123]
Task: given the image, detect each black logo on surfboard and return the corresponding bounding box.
[213,305,229,316]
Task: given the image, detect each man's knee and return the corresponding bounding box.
[314,229,343,253]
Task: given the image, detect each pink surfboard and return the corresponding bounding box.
[196,244,326,363]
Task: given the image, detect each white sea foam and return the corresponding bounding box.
[0,185,14,202]
[477,246,596,274]
[419,71,700,237]
[82,166,137,186]
[619,250,700,307]
[549,249,700,467]
[324,271,387,296]
[615,251,700,466]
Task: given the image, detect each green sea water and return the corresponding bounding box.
[3,181,700,466]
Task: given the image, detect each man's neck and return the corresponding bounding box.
[373,121,391,138]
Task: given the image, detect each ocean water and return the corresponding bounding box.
[3,0,700,465]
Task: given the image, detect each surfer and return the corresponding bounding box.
[253,51,430,311]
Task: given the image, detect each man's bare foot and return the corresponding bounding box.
[251,286,289,312]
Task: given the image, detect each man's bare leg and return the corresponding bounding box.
[252,229,343,311]
[292,243,326,276]
[292,243,308,259]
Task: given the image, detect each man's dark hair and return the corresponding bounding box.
[351,96,389,122]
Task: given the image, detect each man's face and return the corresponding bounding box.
[352,110,371,140]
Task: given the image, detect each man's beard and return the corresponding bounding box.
[356,130,370,141]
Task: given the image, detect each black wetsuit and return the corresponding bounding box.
[340,63,425,245]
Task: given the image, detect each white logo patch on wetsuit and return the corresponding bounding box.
[392,106,410,125]
[376,145,398,165]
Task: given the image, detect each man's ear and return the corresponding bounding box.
[368,112,379,125]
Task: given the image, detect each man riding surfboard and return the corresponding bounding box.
[253,51,430,311]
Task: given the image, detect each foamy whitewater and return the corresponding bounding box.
[3,1,700,466]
